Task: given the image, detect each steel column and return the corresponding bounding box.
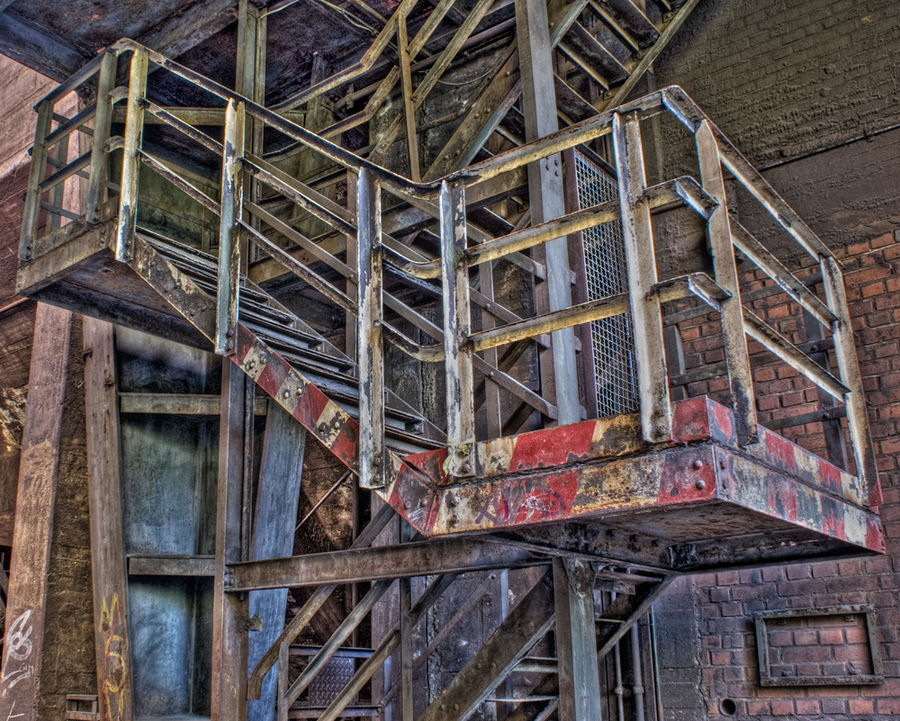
[516,0,581,426]
[83,319,135,721]
[695,119,757,445]
[357,167,386,489]
[612,113,671,442]
[217,99,246,355]
[440,180,476,476]
[115,49,148,262]
[820,256,879,504]
[553,558,602,721]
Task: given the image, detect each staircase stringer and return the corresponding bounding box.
[125,231,441,533]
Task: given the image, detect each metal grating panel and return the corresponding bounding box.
[574,152,638,417]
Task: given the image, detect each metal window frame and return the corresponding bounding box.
[754,605,883,687]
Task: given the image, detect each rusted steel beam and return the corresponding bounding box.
[225,538,540,590]
[139,150,220,214]
[397,10,420,181]
[820,256,880,505]
[145,101,224,155]
[613,112,671,442]
[467,292,629,352]
[216,100,246,355]
[730,220,835,327]
[696,119,757,445]
[440,180,476,477]
[416,572,554,721]
[282,580,392,709]
[83,319,134,721]
[596,578,673,660]
[247,504,395,700]
[115,49,148,262]
[742,308,848,400]
[127,554,215,576]
[596,0,701,112]
[0,304,72,721]
[357,168,386,489]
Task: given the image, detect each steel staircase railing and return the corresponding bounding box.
[20,38,879,507]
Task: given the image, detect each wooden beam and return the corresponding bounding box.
[247,406,306,721]
[0,304,73,720]
[119,392,268,416]
[83,319,135,721]
[211,363,250,721]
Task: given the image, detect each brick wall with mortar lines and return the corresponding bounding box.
[667,231,900,720]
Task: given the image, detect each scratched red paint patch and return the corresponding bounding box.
[708,400,736,445]
[509,469,579,525]
[764,430,796,471]
[657,448,716,504]
[670,397,711,442]
[867,516,885,552]
[255,353,289,397]
[388,464,438,535]
[292,383,330,429]
[403,448,447,485]
[818,459,843,494]
[507,421,597,472]
[770,484,798,522]
[820,498,846,539]
[328,423,359,468]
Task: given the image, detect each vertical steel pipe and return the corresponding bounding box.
[115,49,148,262]
[357,167,386,489]
[216,99,246,355]
[440,180,476,477]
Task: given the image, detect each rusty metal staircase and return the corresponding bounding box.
[13,31,885,721]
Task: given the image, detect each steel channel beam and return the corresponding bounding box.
[226,538,540,590]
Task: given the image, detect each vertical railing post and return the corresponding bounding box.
[695,119,757,446]
[612,112,671,443]
[820,256,880,505]
[86,49,117,223]
[115,49,148,262]
[356,167,385,490]
[19,99,53,261]
[440,180,476,477]
[217,99,246,356]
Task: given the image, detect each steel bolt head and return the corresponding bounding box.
[696,479,707,490]
[692,459,704,470]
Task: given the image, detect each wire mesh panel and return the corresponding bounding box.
[574,152,639,417]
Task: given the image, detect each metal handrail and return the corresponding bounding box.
[22,37,877,503]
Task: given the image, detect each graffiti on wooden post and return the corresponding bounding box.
[99,593,127,721]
